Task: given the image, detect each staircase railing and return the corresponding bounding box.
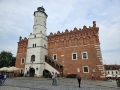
[45,55,63,76]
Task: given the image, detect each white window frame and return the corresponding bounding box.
[53,54,57,60]
[83,66,89,73]
[82,51,88,59]
[72,52,77,60]
[21,58,25,64]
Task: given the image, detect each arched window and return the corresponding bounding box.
[108,71,109,74]
[33,44,34,47]
[116,71,118,74]
[34,35,36,38]
[35,44,36,47]
[31,55,35,62]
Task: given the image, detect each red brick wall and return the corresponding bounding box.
[15,37,28,71]
[48,21,103,79]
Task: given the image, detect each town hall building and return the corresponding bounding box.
[15,6,105,79]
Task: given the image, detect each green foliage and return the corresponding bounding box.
[118,78,120,83]
[117,78,120,87]
[0,51,16,68]
[43,70,49,77]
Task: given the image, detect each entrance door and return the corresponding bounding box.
[29,68,35,77]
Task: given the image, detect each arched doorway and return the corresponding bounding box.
[29,68,35,77]
[43,69,51,78]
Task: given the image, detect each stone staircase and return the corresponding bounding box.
[45,55,63,76]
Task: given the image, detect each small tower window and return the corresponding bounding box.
[34,35,36,38]
[44,21,46,26]
[35,44,36,47]
[44,44,46,47]
[33,44,34,47]
[31,55,35,62]
[53,54,57,60]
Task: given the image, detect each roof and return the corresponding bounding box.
[104,65,120,70]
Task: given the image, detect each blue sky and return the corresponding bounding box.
[0,0,120,65]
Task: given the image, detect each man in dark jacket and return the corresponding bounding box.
[0,74,2,86]
[77,74,81,88]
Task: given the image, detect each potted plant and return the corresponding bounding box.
[117,77,120,87]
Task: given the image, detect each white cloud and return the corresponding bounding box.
[0,0,120,64]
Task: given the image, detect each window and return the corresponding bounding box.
[83,66,89,73]
[34,35,36,38]
[53,54,57,60]
[92,68,95,72]
[35,44,36,47]
[116,71,118,74]
[82,52,88,59]
[31,55,35,62]
[108,71,109,74]
[72,53,77,60]
[33,44,34,47]
[44,21,46,26]
[21,58,25,64]
[44,44,46,47]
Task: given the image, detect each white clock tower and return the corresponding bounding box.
[25,6,48,77]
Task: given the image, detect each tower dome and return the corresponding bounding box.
[34,6,48,17]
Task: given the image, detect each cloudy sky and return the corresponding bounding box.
[0,0,120,65]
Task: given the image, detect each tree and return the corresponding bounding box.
[0,51,16,68]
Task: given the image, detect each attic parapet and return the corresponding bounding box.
[48,21,99,36]
[18,36,28,42]
[19,36,22,42]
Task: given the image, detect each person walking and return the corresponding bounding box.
[0,74,2,86]
[91,73,95,81]
[2,73,6,84]
[51,72,55,85]
[54,72,58,85]
[115,75,118,81]
[76,74,81,88]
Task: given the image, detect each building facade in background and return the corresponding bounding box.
[15,7,105,79]
[104,65,120,77]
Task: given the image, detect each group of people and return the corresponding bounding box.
[51,72,95,88]
[0,73,6,86]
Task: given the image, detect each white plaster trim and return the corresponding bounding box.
[99,69,104,70]
[97,65,103,66]
[96,49,100,50]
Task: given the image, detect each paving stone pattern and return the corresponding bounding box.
[0,77,120,90]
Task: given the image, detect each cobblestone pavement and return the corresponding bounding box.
[0,77,120,90]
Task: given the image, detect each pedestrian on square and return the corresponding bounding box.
[91,73,95,81]
[51,72,55,85]
[54,72,58,85]
[2,73,6,84]
[115,75,118,81]
[0,74,2,86]
[76,74,81,88]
